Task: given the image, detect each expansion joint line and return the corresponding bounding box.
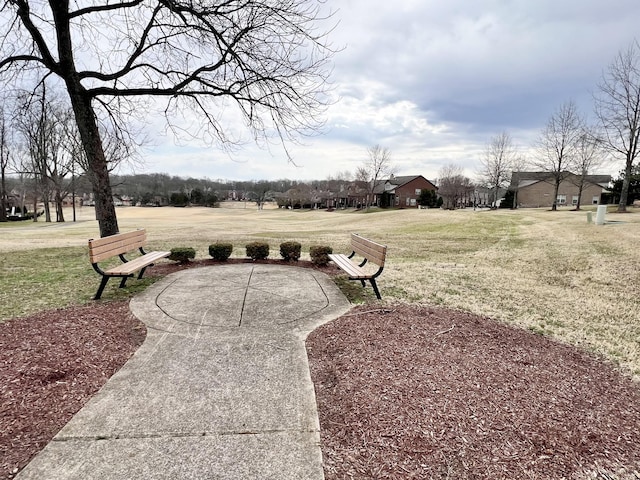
[238,266,255,327]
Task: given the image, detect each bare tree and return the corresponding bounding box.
[15,88,49,221]
[505,154,530,209]
[15,86,77,222]
[594,39,640,212]
[533,100,584,210]
[0,104,11,222]
[479,131,518,208]
[571,127,605,210]
[437,164,473,209]
[357,145,394,209]
[0,1,335,237]
[47,106,77,222]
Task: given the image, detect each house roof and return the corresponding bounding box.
[380,175,438,192]
[389,175,421,186]
[510,171,611,189]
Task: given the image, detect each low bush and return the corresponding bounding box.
[209,243,233,261]
[246,242,269,261]
[168,247,196,264]
[310,245,332,266]
[280,241,302,262]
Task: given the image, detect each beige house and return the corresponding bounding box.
[510,172,611,208]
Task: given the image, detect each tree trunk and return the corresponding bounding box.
[66,87,118,236]
[617,157,633,212]
[32,195,38,222]
[42,177,52,222]
[50,2,118,237]
[552,179,560,211]
[44,199,51,222]
[576,177,585,211]
[0,167,6,222]
[55,190,65,222]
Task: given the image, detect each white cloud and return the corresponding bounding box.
[134,0,640,181]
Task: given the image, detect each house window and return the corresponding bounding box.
[572,196,579,205]
[415,188,421,195]
[592,196,599,205]
[556,194,566,205]
[406,197,411,206]
[410,198,417,206]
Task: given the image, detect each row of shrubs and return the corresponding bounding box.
[168,242,334,266]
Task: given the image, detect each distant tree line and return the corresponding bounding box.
[106,174,361,209]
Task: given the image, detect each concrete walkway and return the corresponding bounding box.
[17,264,351,480]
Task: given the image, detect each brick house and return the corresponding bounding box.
[375,175,438,208]
[510,172,611,208]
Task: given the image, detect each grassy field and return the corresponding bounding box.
[2,202,640,378]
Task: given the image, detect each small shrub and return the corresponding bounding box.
[169,247,196,264]
[280,241,302,261]
[310,245,332,266]
[209,243,233,261]
[246,241,269,260]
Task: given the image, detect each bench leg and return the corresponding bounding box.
[369,278,382,300]
[137,266,149,280]
[360,279,366,287]
[119,277,128,288]
[94,276,110,300]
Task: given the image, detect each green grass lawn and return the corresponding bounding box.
[2,203,640,377]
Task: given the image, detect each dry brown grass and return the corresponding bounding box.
[1,203,639,378]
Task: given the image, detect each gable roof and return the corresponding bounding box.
[389,175,421,186]
[387,175,438,189]
[371,175,438,194]
[510,172,611,189]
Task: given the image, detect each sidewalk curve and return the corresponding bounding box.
[17,264,351,480]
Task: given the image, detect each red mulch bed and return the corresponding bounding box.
[307,305,640,479]
[2,260,640,479]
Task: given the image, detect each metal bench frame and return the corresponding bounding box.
[329,233,387,299]
[88,229,170,300]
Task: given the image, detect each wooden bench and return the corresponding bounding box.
[329,233,387,299]
[88,229,170,300]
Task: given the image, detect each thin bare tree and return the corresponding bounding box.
[15,87,50,221]
[0,1,335,236]
[0,104,11,222]
[504,154,530,209]
[594,39,640,212]
[479,131,518,208]
[15,86,77,222]
[437,164,473,210]
[533,100,584,210]
[356,145,394,209]
[572,127,605,210]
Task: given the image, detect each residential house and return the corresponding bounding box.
[334,183,368,209]
[374,175,438,208]
[509,172,611,208]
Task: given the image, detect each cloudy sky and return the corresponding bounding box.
[135,0,640,183]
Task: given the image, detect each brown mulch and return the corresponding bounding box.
[0,302,145,479]
[306,305,640,479]
[2,260,640,479]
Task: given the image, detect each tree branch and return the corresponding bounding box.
[69,0,145,19]
[9,0,59,73]
[0,54,46,71]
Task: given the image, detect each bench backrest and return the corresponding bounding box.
[351,233,387,267]
[88,230,147,263]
